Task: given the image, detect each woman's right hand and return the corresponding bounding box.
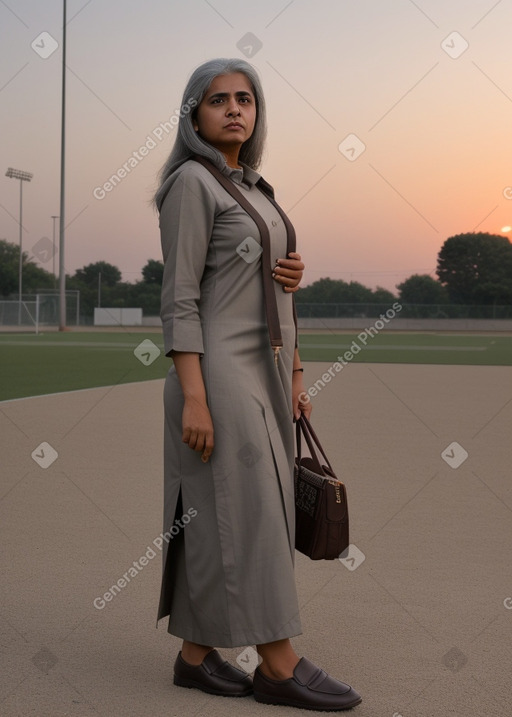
[182,397,214,463]
[272,252,305,293]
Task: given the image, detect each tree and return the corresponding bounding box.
[0,239,54,296]
[437,233,512,304]
[372,286,397,304]
[294,277,397,304]
[23,261,56,292]
[141,259,164,285]
[397,274,449,304]
[295,278,366,303]
[74,261,122,288]
[129,282,161,314]
[0,240,19,296]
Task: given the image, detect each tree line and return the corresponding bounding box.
[0,241,164,316]
[1,232,511,318]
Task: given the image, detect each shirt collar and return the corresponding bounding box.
[219,161,261,189]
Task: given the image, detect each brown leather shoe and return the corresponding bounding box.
[173,649,253,697]
[253,657,362,711]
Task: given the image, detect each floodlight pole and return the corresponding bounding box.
[51,215,59,287]
[18,179,23,323]
[58,0,67,330]
[5,167,33,324]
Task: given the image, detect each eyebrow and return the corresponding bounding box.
[207,91,253,100]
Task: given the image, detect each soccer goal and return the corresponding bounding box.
[0,300,39,332]
[0,291,80,333]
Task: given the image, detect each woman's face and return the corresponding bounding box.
[193,72,257,157]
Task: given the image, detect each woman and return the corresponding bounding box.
[154,58,361,711]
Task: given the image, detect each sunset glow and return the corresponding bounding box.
[2,1,512,292]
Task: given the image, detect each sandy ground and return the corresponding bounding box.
[0,362,511,717]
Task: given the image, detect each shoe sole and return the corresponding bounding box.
[254,692,362,711]
[173,675,253,697]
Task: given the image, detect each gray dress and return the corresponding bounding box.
[156,158,302,647]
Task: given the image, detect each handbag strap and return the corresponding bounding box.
[191,155,297,362]
[296,413,335,475]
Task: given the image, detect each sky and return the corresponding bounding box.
[1,0,512,293]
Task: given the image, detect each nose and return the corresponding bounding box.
[226,97,240,116]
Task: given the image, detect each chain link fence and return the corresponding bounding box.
[295,303,512,319]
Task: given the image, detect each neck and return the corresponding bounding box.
[222,148,241,169]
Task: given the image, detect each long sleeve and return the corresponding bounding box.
[159,166,216,357]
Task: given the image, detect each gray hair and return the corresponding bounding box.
[154,58,267,207]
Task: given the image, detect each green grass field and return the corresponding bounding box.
[0,330,511,401]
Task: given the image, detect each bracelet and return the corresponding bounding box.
[293,368,304,373]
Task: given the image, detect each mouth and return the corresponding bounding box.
[224,122,244,129]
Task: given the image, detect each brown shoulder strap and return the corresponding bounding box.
[256,178,299,350]
[192,155,292,362]
[253,176,297,258]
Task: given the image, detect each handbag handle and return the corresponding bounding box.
[296,413,335,476]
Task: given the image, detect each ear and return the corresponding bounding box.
[192,119,199,131]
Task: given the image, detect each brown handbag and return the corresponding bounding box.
[295,414,349,560]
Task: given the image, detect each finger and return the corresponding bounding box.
[273,267,302,279]
[272,272,301,290]
[196,432,210,453]
[282,252,303,264]
[275,259,305,271]
[283,285,299,293]
[302,404,313,420]
[201,450,210,462]
[201,433,214,462]
[297,398,310,413]
[273,275,297,288]
[187,430,199,450]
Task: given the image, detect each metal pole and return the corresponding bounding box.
[58,0,67,330]
[6,170,33,322]
[18,179,23,324]
[51,215,58,288]
[35,294,40,335]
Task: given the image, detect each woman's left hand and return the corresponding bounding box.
[272,252,304,293]
[292,370,312,421]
